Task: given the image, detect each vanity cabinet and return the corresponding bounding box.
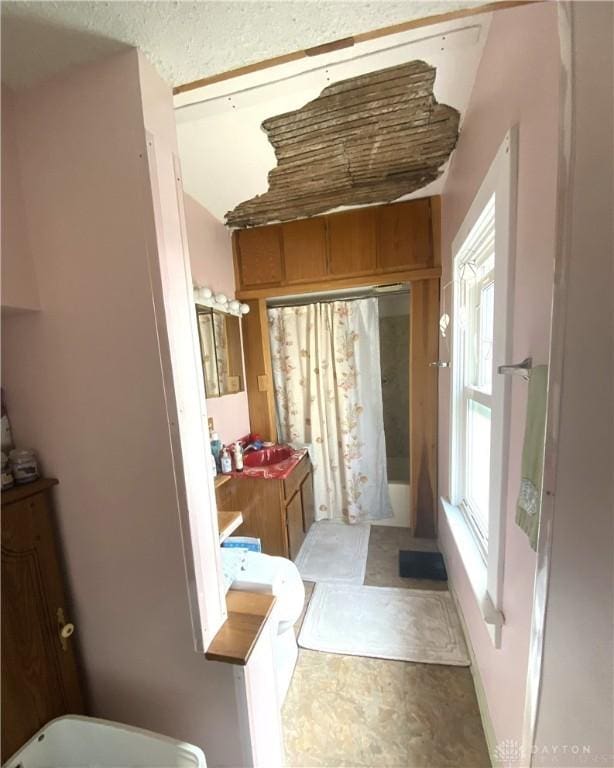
[285,493,305,562]
[215,454,314,560]
[300,474,315,533]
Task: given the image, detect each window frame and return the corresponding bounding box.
[456,215,496,560]
[449,127,517,648]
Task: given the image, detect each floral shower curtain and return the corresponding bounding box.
[268,299,392,524]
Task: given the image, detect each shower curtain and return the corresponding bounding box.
[268,298,392,524]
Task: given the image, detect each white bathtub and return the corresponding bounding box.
[377,456,411,528]
[3,716,207,768]
[376,480,411,528]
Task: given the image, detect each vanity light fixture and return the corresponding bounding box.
[193,284,246,316]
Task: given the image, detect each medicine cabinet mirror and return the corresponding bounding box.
[196,307,244,398]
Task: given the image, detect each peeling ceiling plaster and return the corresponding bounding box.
[1,0,490,90]
[227,60,460,227]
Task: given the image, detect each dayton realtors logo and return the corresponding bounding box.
[494,740,592,766]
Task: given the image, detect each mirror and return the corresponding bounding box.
[196,306,244,398]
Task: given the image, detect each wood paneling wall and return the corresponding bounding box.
[241,299,277,441]
[410,278,439,537]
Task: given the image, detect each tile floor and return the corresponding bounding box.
[284,525,491,768]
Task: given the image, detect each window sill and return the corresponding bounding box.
[441,498,504,646]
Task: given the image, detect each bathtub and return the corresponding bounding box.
[375,456,411,528]
[3,715,207,768]
[375,480,411,527]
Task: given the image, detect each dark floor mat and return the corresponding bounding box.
[399,550,448,581]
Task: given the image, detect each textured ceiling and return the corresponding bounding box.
[227,60,460,227]
[1,0,489,90]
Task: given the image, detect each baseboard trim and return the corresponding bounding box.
[441,553,498,767]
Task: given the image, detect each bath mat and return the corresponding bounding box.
[294,521,370,584]
[298,583,470,666]
[399,550,448,581]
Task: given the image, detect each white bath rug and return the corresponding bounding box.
[298,583,470,666]
[294,521,370,584]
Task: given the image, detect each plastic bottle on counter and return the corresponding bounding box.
[220,446,232,475]
[233,442,244,472]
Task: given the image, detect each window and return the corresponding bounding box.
[455,195,495,557]
[448,128,517,647]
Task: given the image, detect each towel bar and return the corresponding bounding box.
[497,357,532,381]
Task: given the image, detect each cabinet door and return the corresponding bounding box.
[328,208,377,276]
[219,478,288,557]
[377,199,433,272]
[285,492,306,561]
[2,491,83,758]
[234,226,283,288]
[300,473,315,534]
[282,218,328,284]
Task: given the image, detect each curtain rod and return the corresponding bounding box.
[267,288,410,309]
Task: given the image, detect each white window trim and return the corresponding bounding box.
[445,127,518,648]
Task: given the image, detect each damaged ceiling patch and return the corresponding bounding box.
[226,60,460,228]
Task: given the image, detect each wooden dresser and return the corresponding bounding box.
[1,479,83,759]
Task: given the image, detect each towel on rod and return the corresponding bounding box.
[516,365,548,550]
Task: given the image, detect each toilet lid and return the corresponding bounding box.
[233,552,304,623]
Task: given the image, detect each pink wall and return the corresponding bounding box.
[437,2,560,747]
[1,85,40,311]
[0,51,243,767]
[534,4,614,762]
[184,193,250,444]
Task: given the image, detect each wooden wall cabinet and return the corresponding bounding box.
[232,197,439,298]
[282,218,327,284]
[215,455,314,560]
[233,225,283,288]
[1,479,83,759]
[328,208,377,276]
[377,197,433,271]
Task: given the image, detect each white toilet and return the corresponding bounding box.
[232,551,305,704]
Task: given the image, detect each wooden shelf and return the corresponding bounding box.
[205,590,276,665]
[218,509,243,543]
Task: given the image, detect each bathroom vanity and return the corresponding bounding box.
[215,450,314,559]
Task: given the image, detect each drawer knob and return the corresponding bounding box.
[57,608,75,651]
[60,623,75,640]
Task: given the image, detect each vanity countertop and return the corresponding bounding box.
[229,447,308,481]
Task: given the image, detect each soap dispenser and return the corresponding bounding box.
[220,445,232,474]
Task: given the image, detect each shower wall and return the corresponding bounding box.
[378,293,410,484]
